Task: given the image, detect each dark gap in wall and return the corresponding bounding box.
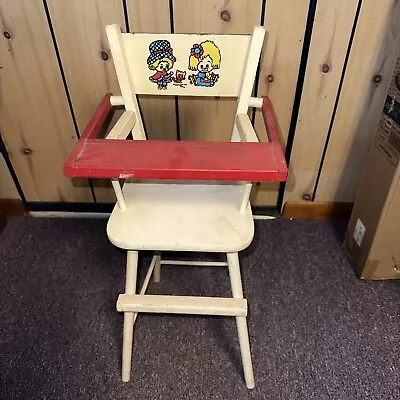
[276,0,317,210]
[312,0,363,201]
[174,97,181,141]
[251,0,267,125]
[42,0,97,202]
[0,135,28,206]
[122,0,151,139]
[169,0,175,33]
[169,0,181,141]
[252,205,281,217]
[122,0,130,33]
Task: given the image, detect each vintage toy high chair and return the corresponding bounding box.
[64,24,287,389]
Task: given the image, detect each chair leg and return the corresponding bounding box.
[153,252,161,283]
[122,250,138,382]
[227,252,255,389]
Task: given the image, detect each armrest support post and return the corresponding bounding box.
[106,111,137,140]
[235,114,259,214]
[112,180,126,210]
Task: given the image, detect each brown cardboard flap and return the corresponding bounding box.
[361,257,400,280]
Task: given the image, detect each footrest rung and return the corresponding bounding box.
[117,295,247,317]
[160,260,228,267]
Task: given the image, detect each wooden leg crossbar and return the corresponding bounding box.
[119,251,255,389]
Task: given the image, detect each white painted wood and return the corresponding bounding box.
[122,32,252,97]
[231,123,241,142]
[105,111,136,140]
[227,252,255,389]
[153,253,161,283]
[236,314,255,389]
[122,250,138,382]
[107,182,254,252]
[111,180,126,210]
[140,256,158,296]
[236,27,266,114]
[105,24,261,389]
[160,260,228,267]
[106,25,146,139]
[235,114,258,214]
[130,255,158,326]
[232,26,263,213]
[110,95,124,106]
[121,255,158,381]
[249,97,263,108]
[117,294,247,317]
[240,184,253,215]
[236,114,259,143]
[253,215,276,220]
[227,253,245,298]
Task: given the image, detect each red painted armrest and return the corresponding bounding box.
[261,96,288,176]
[64,93,112,171]
[81,93,113,140]
[64,94,288,182]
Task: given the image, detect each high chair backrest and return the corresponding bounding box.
[106,24,265,128]
[102,24,271,212]
[64,26,286,214]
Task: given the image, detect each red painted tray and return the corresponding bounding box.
[64,94,287,182]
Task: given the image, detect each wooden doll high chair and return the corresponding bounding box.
[64,24,287,389]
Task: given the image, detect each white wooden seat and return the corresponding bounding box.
[64,23,288,390]
[107,182,254,252]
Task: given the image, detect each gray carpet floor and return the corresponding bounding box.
[0,217,399,400]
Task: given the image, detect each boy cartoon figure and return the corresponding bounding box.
[147,40,176,90]
[188,41,221,87]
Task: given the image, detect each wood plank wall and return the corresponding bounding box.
[0,0,93,202]
[0,0,399,210]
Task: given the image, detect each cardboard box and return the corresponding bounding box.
[345,54,400,280]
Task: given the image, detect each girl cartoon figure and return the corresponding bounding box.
[147,40,176,90]
[188,41,221,87]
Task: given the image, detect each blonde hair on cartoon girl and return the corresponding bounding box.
[148,57,174,70]
[189,41,221,71]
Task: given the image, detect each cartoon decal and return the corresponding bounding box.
[146,39,221,90]
[188,41,221,87]
[173,70,186,86]
[147,40,177,90]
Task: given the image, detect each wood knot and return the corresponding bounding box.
[302,193,312,201]
[322,63,330,73]
[266,74,274,83]
[3,31,11,40]
[373,74,382,84]
[22,148,32,155]
[100,51,109,61]
[220,9,231,22]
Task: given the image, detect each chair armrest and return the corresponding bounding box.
[106,111,136,140]
[64,93,288,183]
[64,93,113,175]
[64,140,288,182]
[261,96,287,175]
[80,93,113,140]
